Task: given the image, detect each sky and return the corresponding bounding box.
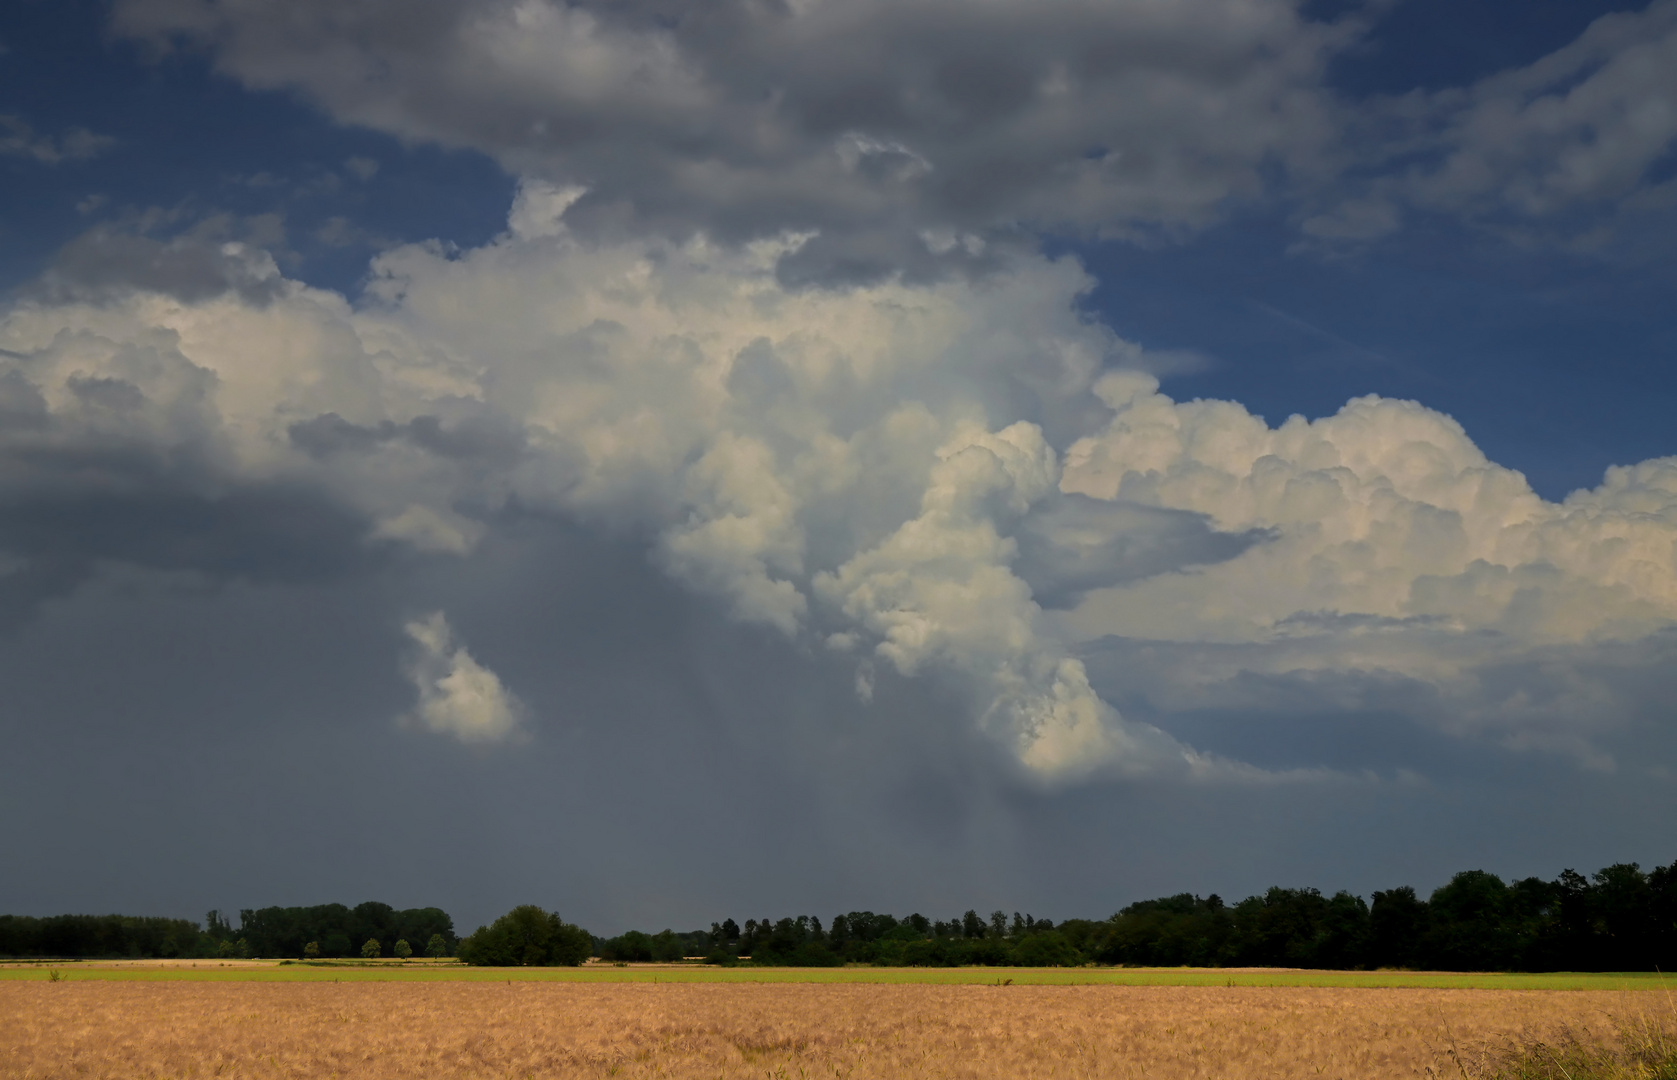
[1,0,1674,937]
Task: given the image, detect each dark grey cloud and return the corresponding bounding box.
[33,217,290,305]
[0,390,380,623]
[1300,0,1677,248]
[0,275,388,623]
[0,486,373,580]
[107,0,1677,275]
[1079,627,1677,776]
[112,0,1350,280]
[1015,494,1269,609]
[114,0,1677,272]
[288,411,526,469]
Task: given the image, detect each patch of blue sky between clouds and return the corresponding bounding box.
[0,0,513,297]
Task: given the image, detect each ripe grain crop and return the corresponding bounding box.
[2,978,1666,1079]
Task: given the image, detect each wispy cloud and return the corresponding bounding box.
[0,114,114,164]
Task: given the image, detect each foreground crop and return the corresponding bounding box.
[2,980,1667,1079]
[1452,1010,1677,1079]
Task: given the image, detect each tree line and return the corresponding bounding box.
[6,857,1674,970]
[0,914,209,960]
[0,901,457,961]
[235,902,456,960]
[593,857,1677,972]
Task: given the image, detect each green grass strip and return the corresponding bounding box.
[2,963,1671,989]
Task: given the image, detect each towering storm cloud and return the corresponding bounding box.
[0,193,1193,778]
[5,182,1674,783]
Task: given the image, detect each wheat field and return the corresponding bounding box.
[3,978,1668,1079]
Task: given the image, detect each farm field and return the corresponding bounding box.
[3,974,1673,1079]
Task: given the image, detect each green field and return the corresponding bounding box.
[2,961,1670,989]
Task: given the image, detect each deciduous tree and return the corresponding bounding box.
[457,905,592,966]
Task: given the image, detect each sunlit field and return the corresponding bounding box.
[4,964,1674,1079]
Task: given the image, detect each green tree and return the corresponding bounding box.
[457,905,592,967]
[233,902,453,961]
[205,910,234,942]
[425,933,448,958]
[1370,886,1429,969]
[303,941,320,960]
[1014,931,1082,967]
[650,929,685,962]
[1095,894,1234,967]
[351,903,396,957]
[601,930,654,962]
[1592,863,1652,971]
[361,938,381,959]
[1427,870,1515,971]
[393,939,413,959]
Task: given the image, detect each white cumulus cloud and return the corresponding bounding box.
[1057,371,1677,765]
[1062,371,1677,643]
[403,611,526,743]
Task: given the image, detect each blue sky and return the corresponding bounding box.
[0,0,514,296]
[2,0,1674,934]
